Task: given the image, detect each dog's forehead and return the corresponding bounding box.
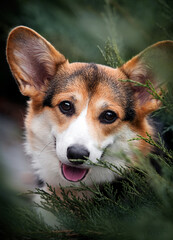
[44,63,128,106]
[42,63,136,122]
[62,62,126,93]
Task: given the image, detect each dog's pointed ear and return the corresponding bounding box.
[6,26,67,97]
[121,40,173,117]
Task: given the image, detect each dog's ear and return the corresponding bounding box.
[121,41,173,117]
[6,26,67,97]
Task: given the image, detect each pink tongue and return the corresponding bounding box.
[62,164,88,182]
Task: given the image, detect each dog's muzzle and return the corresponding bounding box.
[60,144,90,182]
[67,144,90,164]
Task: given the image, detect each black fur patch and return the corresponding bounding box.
[120,71,136,122]
[43,63,136,123]
[43,88,55,107]
[84,64,99,93]
[65,63,99,94]
[124,88,136,121]
[124,107,136,121]
[43,64,99,107]
[43,73,69,107]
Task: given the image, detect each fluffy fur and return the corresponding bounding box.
[6,26,173,192]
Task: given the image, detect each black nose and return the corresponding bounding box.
[67,144,90,164]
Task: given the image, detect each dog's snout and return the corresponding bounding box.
[67,144,90,164]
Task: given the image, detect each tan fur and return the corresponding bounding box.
[6,26,173,194]
[7,26,67,97]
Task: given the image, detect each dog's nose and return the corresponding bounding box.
[67,144,90,164]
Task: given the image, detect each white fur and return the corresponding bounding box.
[25,104,137,188]
[55,105,102,166]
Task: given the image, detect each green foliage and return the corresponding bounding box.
[120,79,165,102]
[0,163,52,240]
[12,139,173,240]
[129,132,173,161]
[1,0,173,239]
[98,39,124,68]
[1,129,173,239]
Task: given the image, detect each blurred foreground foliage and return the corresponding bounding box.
[1,130,173,239]
[1,0,173,239]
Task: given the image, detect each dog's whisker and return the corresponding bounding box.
[39,141,54,156]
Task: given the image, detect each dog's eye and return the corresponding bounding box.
[99,110,117,124]
[59,101,75,116]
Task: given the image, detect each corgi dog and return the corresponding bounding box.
[6,26,173,191]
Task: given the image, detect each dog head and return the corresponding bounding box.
[6,26,173,187]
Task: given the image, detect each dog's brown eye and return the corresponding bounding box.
[59,101,75,116]
[99,110,117,124]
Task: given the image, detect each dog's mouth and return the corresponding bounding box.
[54,137,89,182]
[61,163,89,182]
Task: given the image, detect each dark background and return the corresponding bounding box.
[1,0,173,115]
[0,0,173,189]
